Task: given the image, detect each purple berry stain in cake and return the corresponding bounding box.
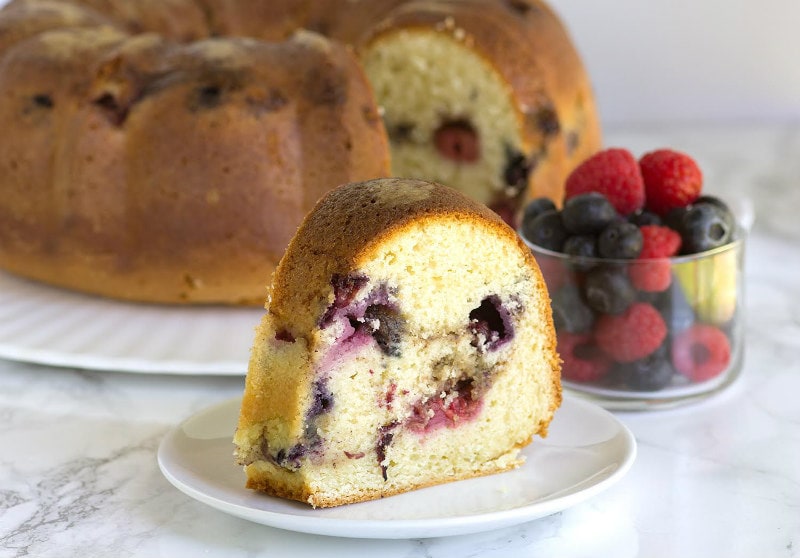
[363,304,403,356]
[492,148,536,227]
[307,377,334,420]
[469,295,514,351]
[383,382,398,410]
[320,274,405,362]
[376,421,399,481]
[319,273,369,328]
[268,377,335,470]
[274,444,308,469]
[274,328,295,342]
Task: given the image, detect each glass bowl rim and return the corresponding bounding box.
[518,228,745,266]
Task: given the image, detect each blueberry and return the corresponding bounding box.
[694,195,736,236]
[561,192,618,234]
[598,221,643,259]
[563,235,598,259]
[663,206,688,231]
[583,266,636,315]
[520,209,568,251]
[32,93,54,109]
[551,284,595,333]
[275,442,310,469]
[319,273,368,327]
[364,304,404,357]
[469,295,514,351]
[617,344,674,391]
[562,235,598,272]
[191,84,224,110]
[308,378,334,418]
[504,150,533,193]
[694,194,732,212]
[389,122,414,142]
[629,209,662,227]
[535,104,561,136]
[647,280,696,333]
[675,202,733,254]
[521,197,557,226]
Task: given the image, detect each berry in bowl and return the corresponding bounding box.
[520,147,747,409]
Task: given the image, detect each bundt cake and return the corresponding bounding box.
[233,178,562,507]
[0,0,600,305]
[0,19,389,304]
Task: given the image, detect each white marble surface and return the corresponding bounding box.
[1,123,799,557]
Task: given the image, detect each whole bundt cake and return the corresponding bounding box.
[233,177,561,507]
[0,0,601,304]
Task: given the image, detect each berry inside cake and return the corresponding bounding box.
[233,177,561,507]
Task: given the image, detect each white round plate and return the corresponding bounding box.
[157,395,636,539]
[0,271,262,374]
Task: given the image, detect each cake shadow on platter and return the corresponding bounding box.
[0,0,601,305]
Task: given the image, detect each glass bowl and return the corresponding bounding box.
[521,213,749,411]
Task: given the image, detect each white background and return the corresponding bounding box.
[551,0,800,126]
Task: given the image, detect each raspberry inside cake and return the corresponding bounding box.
[233,178,561,507]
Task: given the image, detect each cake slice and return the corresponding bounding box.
[233,177,561,507]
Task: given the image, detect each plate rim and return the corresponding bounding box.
[0,270,258,375]
[0,343,247,375]
[157,395,637,539]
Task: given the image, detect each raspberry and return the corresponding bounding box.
[595,302,667,362]
[434,120,480,162]
[640,149,703,215]
[628,225,682,292]
[671,324,731,382]
[629,260,672,292]
[638,225,682,258]
[615,344,674,391]
[565,148,645,215]
[557,332,612,383]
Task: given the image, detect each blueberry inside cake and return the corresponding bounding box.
[233,178,561,507]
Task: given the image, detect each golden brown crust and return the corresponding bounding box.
[0,1,113,56]
[245,456,523,508]
[54,0,209,41]
[0,27,389,304]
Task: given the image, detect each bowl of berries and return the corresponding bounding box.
[520,148,749,409]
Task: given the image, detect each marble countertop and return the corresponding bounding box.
[2,123,799,557]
